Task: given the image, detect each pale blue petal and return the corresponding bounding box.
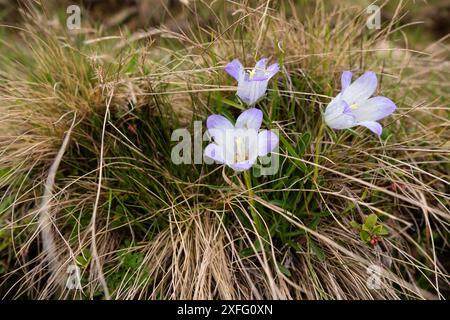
[341,71,352,91]
[358,121,382,136]
[324,94,342,116]
[235,108,263,130]
[352,96,397,122]
[324,98,356,129]
[326,113,355,130]
[224,59,244,81]
[229,159,255,171]
[255,58,268,70]
[257,130,278,157]
[342,71,378,105]
[204,143,225,163]
[253,58,269,80]
[252,60,278,81]
[207,114,233,131]
[266,63,280,79]
[207,114,233,145]
[237,79,269,105]
[248,75,270,81]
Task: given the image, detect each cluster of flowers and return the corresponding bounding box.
[204,58,396,172]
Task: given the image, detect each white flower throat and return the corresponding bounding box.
[248,67,267,80]
[350,103,359,110]
[234,135,250,163]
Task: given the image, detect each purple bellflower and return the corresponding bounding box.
[204,108,278,171]
[225,58,279,105]
[324,71,396,136]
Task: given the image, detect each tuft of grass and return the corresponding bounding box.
[0,0,449,299]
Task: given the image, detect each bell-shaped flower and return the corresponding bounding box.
[204,108,278,171]
[324,71,396,136]
[224,58,279,105]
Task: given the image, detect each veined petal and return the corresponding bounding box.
[358,121,382,136]
[324,98,356,129]
[324,94,342,116]
[326,113,355,130]
[257,130,278,157]
[207,114,233,131]
[253,58,269,80]
[352,96,397,122]
[224,59,244,81]
[252,60,279,81]
[229,159,256,171]
[204,143,225,163]
[235,108,263,130]
[248,75,270,81]
[342,71,378,105]
[255,58,268,70]
[266,63,280,79]
[341,71,352,91]
[207,114,233,145]
[237,79,269,105]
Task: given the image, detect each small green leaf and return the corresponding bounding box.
[364,214,378,230]
[373,225,389,236]
[350,220,361,230]
[76,248,92,268]
[221,98,245,110]
[240,239,263,257]
[360,230,371,242]
[277,263,292,277]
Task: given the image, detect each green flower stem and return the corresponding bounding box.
[243,170,262,233]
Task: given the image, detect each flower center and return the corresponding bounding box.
[248,69,256,79]
[350,103,359,110]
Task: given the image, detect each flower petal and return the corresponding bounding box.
[204,143,225,163]
[251,58,270,81]
[266,63,280,79]
[248,75,270,81]
[255,58,268,70]
[257,130,278,157]
[358,121,382,136]
[235,108,263,130]
[237,80,269,105]
[229,159,256,171]
[324,98,356,129]
[341,71,352,91]
[351,96,397,122]
[207,114,234,145]
[207,114,233,131]
[224,59,244,81]
[342,71,378,105]
[252,60,279,81]
[326,113,355,130]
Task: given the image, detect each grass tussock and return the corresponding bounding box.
[0,1,449,299]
